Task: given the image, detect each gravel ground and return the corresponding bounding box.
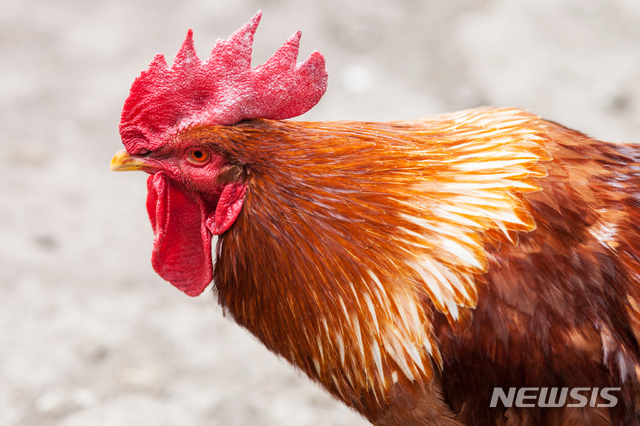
[1,0,639,425]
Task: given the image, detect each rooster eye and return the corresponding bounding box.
[186,149,210,165]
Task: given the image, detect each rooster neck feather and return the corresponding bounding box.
[194,107,552,410]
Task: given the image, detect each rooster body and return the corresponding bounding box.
[112,13,640,426]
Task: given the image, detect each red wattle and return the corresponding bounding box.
[147,173,213,296]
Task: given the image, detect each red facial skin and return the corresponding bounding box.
[135,140,246,296]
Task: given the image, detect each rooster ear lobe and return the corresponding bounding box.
[205,183,247,235]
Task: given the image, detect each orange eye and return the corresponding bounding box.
[186,149,210,165]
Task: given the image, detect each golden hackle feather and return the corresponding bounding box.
[177,108,553,417]
[433,118,640,425]
[151,103,640,424]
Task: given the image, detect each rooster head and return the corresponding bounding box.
[110,11,328,296]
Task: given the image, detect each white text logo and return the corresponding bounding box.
[489,387,621,408]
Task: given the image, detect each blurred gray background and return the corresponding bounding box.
[1,0,639,425]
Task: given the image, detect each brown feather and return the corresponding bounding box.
[176,107,640,424]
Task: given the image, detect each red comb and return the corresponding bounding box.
[119,11,328,154]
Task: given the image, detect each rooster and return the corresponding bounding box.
[111,12,640,426]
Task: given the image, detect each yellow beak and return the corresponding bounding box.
[110,149,160,173]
